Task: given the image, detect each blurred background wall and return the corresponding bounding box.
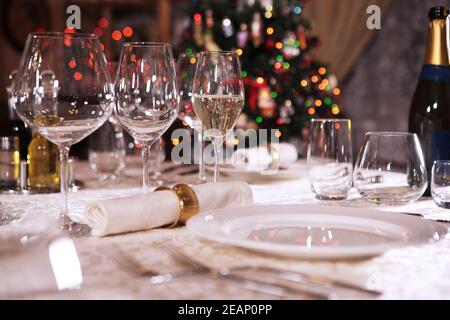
[0,0,446,154]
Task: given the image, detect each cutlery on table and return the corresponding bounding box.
[159,243,382,298]
[106,245,330,299]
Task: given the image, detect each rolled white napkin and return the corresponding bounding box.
[273,143,298,168]
[231,143,298,171]
[232,147,272,171]
[83,181,254,237]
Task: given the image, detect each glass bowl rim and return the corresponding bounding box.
[433,160,450,166]
[310,118,351,123]
[365,131,416,137]
[198,50,239,56]
[30,32,98,39]
[122,42,172,48]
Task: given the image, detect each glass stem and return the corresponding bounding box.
[196,127,206,182]
[213,142,222,183]
[59,146,70,221]
[141,144,150,193]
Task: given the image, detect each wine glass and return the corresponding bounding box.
[192,51,245,183]
[307,119,353,200]
[177,52,206,183]
[13,32,114,232]
[353,132,427,205]
[115,42,178,193]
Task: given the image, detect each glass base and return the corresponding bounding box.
[314,194,347,201]
[0,208,22,225]
[59,216,91,237]
[433,200,450,209]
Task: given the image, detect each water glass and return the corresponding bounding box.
[88,117,126,181]
[307,119,353,200]
[0,136,20,190]
[432,161,450,209]
[354,132,427,205]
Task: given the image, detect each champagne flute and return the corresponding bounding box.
[177,53,206,183]
[115,42,178,193]
[192,51,245,183]
[13,32,114,232]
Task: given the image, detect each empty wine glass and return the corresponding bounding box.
[354,132,427,205]
[115,42,178,193]
[177,53,206,183]
[13,32,113,232]
[307,119,353,200]
[192,51,245,183]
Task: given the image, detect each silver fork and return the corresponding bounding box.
[160,243,382,298]
[106,245,331,299]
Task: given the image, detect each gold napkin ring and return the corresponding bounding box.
[155,184,199,228]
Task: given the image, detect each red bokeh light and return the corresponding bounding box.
[122,26,133,38]
[68,59,77,69]
[94,27,103,37]
[73,72,82,81]
[112,30,122,41]
[98,18,108,29]
[194,13,202,22]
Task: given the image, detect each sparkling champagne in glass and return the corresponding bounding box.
[192,51,245,182]
[13,32,113,233]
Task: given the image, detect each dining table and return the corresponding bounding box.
[1,156,450,300]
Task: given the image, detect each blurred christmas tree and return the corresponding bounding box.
[177,0,343,140]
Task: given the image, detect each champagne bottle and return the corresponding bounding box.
[409,6,450,195]
[28,134,60,192]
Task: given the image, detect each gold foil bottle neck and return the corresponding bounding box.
[424,18,450,67]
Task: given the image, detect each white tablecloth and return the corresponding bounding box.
[1,160,450,300]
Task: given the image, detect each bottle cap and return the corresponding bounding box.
[428,6,449,20]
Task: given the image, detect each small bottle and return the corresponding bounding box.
[27,71,60,192]
[409,6,450,195]
[27,134,60,192]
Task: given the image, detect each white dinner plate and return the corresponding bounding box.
[187,204,449,260]
[207,161,307,181]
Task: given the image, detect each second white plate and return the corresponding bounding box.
[187,204,448,260]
